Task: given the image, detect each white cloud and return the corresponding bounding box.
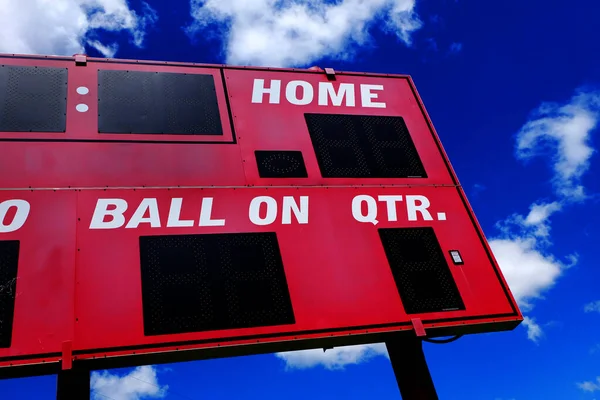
[0,0,157,57]
[522,202,562,237]
[496,89,600,289]
[91,365,168,400]
[489,89,599,342]
[496,201,562,241]
[490,238,561,311]
[275,343,388,370]
[489,200,575,312]
[521,316,543,343]
[584,300,600,313]
[578,376,600,392]
[515,90,600,201]
[187,0,422,67]
[88,40,118,58]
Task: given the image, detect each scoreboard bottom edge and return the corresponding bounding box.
[0,317,522,378]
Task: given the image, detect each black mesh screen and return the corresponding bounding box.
[378,228,464,314]
[0,241,19,348]
[305,114,427,178]
[139,232,295,336]
[0,65,67,132]
[98,70,224,135]
[255,151,308,178]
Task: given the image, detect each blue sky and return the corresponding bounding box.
[1,0,600,398]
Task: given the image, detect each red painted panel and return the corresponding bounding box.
[224,69,454,186]
[0,142,246,189]
[0,185,519,369]
[0,56,246,189]
[0,54,522,373]
[0,57,233,143]
[73,313,522,363]
[0,191,76,360]
[72,187,514,352]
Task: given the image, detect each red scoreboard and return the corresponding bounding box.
[0,54,522,376]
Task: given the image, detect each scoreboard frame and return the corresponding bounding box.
[0,53,522,379]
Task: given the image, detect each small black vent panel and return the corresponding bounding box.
[0,240,19,348]
[255,150,308,178]
[139,232,295,336]
[378,227,465,314]
[98,70,224,135]
[304,114,427,178]
[0,65,67,132]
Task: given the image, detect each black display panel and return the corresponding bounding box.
[139,232,295,336]
[0,65,67,132]
[378,227,465,314]
[0,240,19,348]
[305,113,427,178]
[98,70,224,135]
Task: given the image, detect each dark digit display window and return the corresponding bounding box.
[98,70,224,135]
[378,227,465,314]
[305,113,427,178]
[139,232,295,336]
[255,150,308,178]
[0,240,19,348]
[0,65,67,132]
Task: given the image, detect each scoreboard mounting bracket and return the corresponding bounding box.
[61,341,72,370]
[411,318,427,337]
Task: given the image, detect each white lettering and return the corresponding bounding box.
[318,82,355,107]
[282,196,309,224]
[286,80,314,105]
[0,199,30,233]
[199,197,225,226]
[249,196,278,226]
[377,195,403,222]
[86,195,440,230]
[252,79,281,104]
[352,195,379,225]
[167,198,194,227]
[406,195,433,221]
[360,84,386,108]
[90,199,128,229]
[252,78,385,108]
[126,198,160,228]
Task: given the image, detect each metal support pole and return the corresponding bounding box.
[56,368,90,400]
[385,336,439,400]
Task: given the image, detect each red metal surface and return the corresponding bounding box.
[0,191,75,361]
[61,341,72,370]
[0,54,522,373]
[411,319,426,337]
[0,187,518,367]
[225,68,455,187]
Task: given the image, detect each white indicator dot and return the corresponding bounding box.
[76,103,89,112]
[76,86,89,95]
[437,212,446,221]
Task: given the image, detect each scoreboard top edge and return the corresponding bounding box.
[0,52,413,80]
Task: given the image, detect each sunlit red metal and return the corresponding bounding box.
[0,53,522,376]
